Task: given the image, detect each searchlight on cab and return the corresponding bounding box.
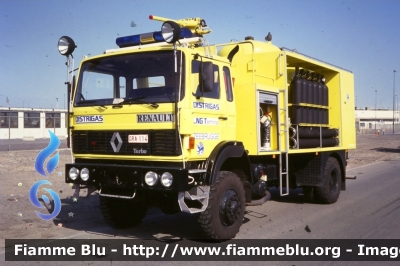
[115,15,211,48]
[57,36,76,56]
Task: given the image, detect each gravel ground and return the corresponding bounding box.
[0,149,79,242]
[346,134,400,169]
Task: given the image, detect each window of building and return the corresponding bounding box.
[369,123,372,129]
[24,112,40,128]
[360,122,365,127]
[45,113,61,128]
[0,112,18,128]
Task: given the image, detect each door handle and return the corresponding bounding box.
[218,116,228,120]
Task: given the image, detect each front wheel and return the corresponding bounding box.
[198,171,246,239]
[314,157,342,204]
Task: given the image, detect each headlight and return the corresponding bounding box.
[58,36,76,56]
[161,172,173,187]
[80,168,90,181]
[145,171,159,186]
[69,167,79,180]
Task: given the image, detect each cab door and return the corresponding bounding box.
[191,60,227,159]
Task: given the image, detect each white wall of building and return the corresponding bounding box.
[356,108,400,134]
[0,107,67,140]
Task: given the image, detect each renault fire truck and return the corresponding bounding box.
[58,15,355,239]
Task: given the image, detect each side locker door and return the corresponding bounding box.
[191,60,227,159]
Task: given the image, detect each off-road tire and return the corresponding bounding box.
[314,157,342,204]
[100,196,147,229]
[198,171,246,239]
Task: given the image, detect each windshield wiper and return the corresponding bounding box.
[118,97,159,108]
[78,98,108,109]
[79,99,98,104]
[118,96,146,104]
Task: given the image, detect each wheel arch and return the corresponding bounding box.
[205,141,253,186]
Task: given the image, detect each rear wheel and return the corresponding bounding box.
[198,171,245,239]
[100,196,147,228]
[314,157,342,204]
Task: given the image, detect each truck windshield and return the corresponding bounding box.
[74,51,184,106]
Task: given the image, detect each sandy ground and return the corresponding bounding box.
[346,134,400,169]
[0,149,85,242]
[0,134,399,247]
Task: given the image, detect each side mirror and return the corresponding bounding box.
[200,62,214,93]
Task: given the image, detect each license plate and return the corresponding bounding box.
[128,134,148,143]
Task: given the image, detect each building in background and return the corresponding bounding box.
[0,107,67,140]
[356,107,400,134]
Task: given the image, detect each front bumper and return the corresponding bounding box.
[65,162,189,192]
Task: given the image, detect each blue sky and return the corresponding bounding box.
[0,0,399,109]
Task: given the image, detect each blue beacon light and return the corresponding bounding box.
[116,28,193,48]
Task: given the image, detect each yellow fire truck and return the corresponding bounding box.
[58,15,355,239]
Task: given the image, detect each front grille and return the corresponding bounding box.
[72,130,181,156]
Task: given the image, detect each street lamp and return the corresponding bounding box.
[398,96,399,124]
[396,95,398,124]
[394,70,397,133]
[375,89,377,133]
[355,96,357,109]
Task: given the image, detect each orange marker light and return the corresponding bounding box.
[188,137,195,150]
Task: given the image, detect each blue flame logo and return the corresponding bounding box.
[29,130,62,220]
[34,130,60,176]
[29,180,62,220]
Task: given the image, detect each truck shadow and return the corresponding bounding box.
[370,147,400,154]
[45,189,310,240]
[268,188,310,204]
[51,195,228,241]
[49,188,314,240]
